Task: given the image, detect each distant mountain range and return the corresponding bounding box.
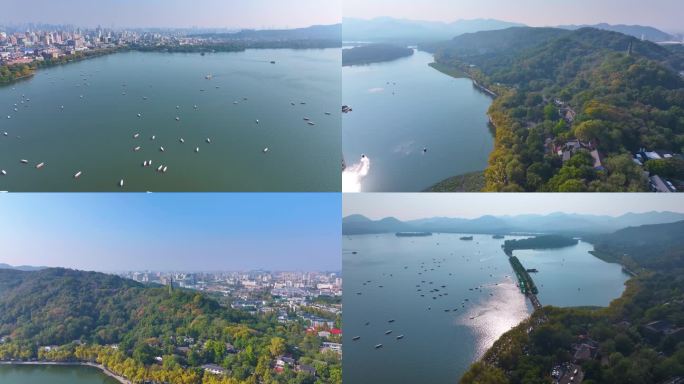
[193,23,342,41]
[343,17,676,44]
[342,17,523,43]
[557,23,675,42]
[0,263,47,271]
[342,212,684,236]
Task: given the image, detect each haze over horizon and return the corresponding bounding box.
[0,193,341,272]
[344,0,684,33]
[344,194,684,221]
[1,0,341,30]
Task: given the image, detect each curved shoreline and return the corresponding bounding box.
[0,361,131,383]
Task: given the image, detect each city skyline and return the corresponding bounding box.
[343,193,684,221]
[1,0,341,30]
[0,193,341,272]
[344,0,684,33]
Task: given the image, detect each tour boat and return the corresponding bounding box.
[263,147,269,153]
[74,171,82,178]
[20,159,28,164]
[119,179,124,187]
[179,138,185,143]
[375,344,383,349]
[35,162,45,169]
[195,147,200,153]
[134,146,141,152]
[133,133,140,138]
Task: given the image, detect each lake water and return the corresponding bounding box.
[0,49,340,192]
[0,364,120,383]
[343,233,629,384]
[342,49,494,192]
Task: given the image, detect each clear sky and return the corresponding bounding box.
[1,0,341,29]
[345,0,684,33]
[344,193,684,221]
[0,193,340,272]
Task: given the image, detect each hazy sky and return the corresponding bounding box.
[0,193,340,272]
[345,0,684,32]
[344,193,684,220]
[1,0,341,29]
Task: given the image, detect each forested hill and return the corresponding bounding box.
[588,220,684,271]
[428,27,684,192]
[0,268,342,384]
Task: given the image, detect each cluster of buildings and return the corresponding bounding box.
[0,26,184,66]
[632,148,682,192]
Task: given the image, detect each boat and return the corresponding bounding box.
[206,138,211,144]
[36,162,45,169]
[205,74,213,79]
[384,330,392,335]
[133,133,140,138]
[3,132,7,136]
[137,113,141,117]
[375,344,383,349]
[307,121,315,126]
[303,117,310,121]
[162,166,168,173]
[160,147,165,152]
[263,147,269,153]
[74,171,82,178]
[179,138,185,143]
[148,160,152,166]
[20,159,28,164]
[119,179,124,188]
[460,236,474,241]
[388,319,395,323]
[270,61,276,64]
[352,336,361,341]
[396,335,404,340]
[143,161,148,167]
[151,135,156,140]
[195,147,200,153]
[134,146,141,152]
[325,112,331,115]
[255,119,259,124]
[1,170,6,175]
[175,117,180,121]
[157,165,163,172]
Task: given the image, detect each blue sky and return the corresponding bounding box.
[1,0,341,29]
[344,193,684,221]
[345,0,684,33]
[0,193,341,272]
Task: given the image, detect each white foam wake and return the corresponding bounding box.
[342,156,371,193]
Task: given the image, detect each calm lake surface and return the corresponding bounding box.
[0,364,120,383]
[342,49,494,192]
[0,49,340,192]
[343,233,629,384]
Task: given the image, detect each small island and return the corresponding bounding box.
[395,232,432,237]
[342,44,414,66]
[503,235,579,255]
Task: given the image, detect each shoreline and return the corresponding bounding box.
[0,360,131,384]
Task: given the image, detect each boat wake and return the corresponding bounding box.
[342,156,371,192]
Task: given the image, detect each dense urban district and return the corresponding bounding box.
[460,220,684,384]
[0,268,342,384]
[0,24,341,84]
[424,27,684,192]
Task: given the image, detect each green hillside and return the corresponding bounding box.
[429,27,684,192]
[0,268,341,384]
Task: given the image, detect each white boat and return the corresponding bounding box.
[74,171,82,178]
[143,161,148,167]
[6,116,10,119]
[205,138,211,144]
[3,132,7,136]
[133,133,140,138]
[151,135,156,140]
[157,165,163,172]
[137,113,141,117]
[1,170,6,175]
[134,146,141,152]
[303,117,310,121]
[148,160,152,166]
[195,147,200,153]
[119,179,124,187]
[160,147,165,152]
[20,159,28,164]
[307,122,315,126]
[263,147,269,153]
[255,119,259,124]
[233,101,238,104]
[162,166,168,173]
[179,138,185,143]
[176,105,180,109]
[175,117,180,121]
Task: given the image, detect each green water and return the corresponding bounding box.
[342,49,494,192]
[343,234,629,383]
[0,364,120,383]
[0,49,340,191]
